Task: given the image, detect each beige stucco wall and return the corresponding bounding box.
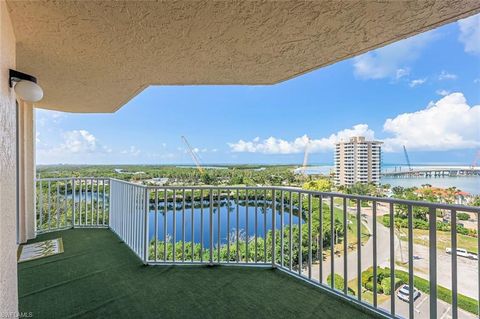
[0,0,18,314]
[18,100,35,243]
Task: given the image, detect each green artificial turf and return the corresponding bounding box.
[19,229,381,319]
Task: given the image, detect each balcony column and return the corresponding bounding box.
[17,100,36,243]
[0,0,19,313]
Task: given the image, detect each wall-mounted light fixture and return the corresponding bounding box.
[9,69,43,102]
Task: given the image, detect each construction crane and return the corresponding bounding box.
[181,136,204,174]
[301,137,311,175]
[403,145,412,171]
[471,149,480,168]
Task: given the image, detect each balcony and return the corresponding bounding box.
[19,228,378,319]
[30,177,480,319]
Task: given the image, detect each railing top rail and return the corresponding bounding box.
[40,177,479,213]
[35,177,110,182]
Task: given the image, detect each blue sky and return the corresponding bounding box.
[36,14,480,166]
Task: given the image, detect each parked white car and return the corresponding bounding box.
[446,247,478,260]
[397,285,421,302]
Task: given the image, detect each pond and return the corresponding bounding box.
[147,199,304,247]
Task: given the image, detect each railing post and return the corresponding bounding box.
[209,189,213,265]
[143,188,149,265]
[108,179,112,228]
[72,178,76,228]
[271,189,276,267]
[429,207,437,318]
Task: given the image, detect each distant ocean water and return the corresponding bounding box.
[302,164,480,195]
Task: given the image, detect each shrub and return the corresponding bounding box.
[327,274,355,296]
[381,277,403,295]
[413,218,428,230]
[457,212,470,221]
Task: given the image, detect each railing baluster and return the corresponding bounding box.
[236,189,239,263]
[90,178,94,225]
[209,189,213,264]
[255,189,258,263]
[272,189,276,267]
[280,190,284,268]
[246,189,249,262]
[451,209,457,319]
[56,182,60,228]
[182,189,186,262]
[408,205,414,319]
[154,189,158,262]
[164,189,167,262]
[72,179,75,227]
[39,180,43,231]
[96,179,100,226]
[173,189,176,263]
[264,189,267,263]
[389,203,395,317]
[372,201,377,308]
[143,188,149,263]
[79,180,82,226]
[357,199,362,301]
[429,207,437,319]
[319,195,323,284]
[217,189,221,263]
[343,197,348,294]
[289,191,293,272]
[330,196,334,289]
[308,194,312,279]
[85,179,87,226]
[48,181,51,230]
[227,189,230,263]
[64,180,68,227]
[191,188,195,263]
[200,189,204,263]
[298,192,302,276]
[102,179,106,225]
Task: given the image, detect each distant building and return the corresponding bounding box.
[334,136,382,186]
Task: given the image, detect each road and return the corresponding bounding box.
[380,290,477,319]
[297,202,478,318]
[396,239,479,300]
[303,204,399,284]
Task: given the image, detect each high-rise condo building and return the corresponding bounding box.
[334,136,382,186]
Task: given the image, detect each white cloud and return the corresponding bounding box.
[409,78,427,87]
[353,31,437,80]
[228,124,374,154]
[63,130,97,153]
[438,70,457,81]
[121,146,141,156]
[36,109,66,127]
[458,14,480,56]
[382,92,480,151]
[474,78,480,84]
[37,129,113,164]
[435,89,450,96]
[395,68,410,80]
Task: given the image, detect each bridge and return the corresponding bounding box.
[382,168,480,178]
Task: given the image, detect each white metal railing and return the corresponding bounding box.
[35,178,480,319]
[109,179,148,261]
[35,177,109,233]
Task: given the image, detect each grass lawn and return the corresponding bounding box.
[322,206,371,257]
[397,228,478,254]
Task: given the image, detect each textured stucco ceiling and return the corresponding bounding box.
[6,0,480,113]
